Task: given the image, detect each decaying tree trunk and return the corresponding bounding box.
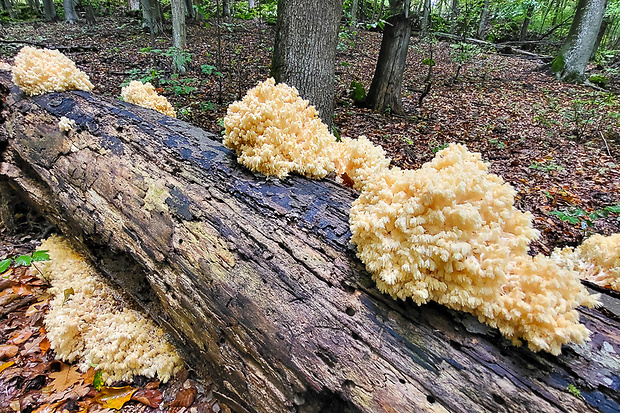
[0,73,619,413]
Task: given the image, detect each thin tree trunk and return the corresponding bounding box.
[365,12,412,115]
[128,0,140,11]
[222,0,231,17]
[350,0,358,27]
[477,0,490,39]
[2,0,15,19]
[42,0,57,21]
[271,0,343,129]
[421,0,431,35]
[63,0,78,23]
[519,4,535,41]
[171,0,187,73]
[450,0,459,34]
[140,0,163,35]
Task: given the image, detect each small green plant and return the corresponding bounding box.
[550,204,620,228]
[589,74,608,87]
[488,138,505,149]
[529,161,563,172]
[0,250,50,275]
[567,384,581,398]
[337,28,356,51]
[201,64,221,76]
[161,75,197,96]
[429,139,449,154]
[199,102,215,112]
[121,68,162,87]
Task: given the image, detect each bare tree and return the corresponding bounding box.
[42,0,57,21]
[271,0,343,129]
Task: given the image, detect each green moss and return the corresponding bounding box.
[350,80,366,103]
[589,74,608,87]
[567,384,581,398]
[551,54,565,74]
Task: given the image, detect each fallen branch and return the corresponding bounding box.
[0,39,99,53]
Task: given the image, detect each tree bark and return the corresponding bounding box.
[63,0,78,23]
[271,0,342,130]
[42,0,57,21]
[1,74,619,413]
[140,0,163,35]
[551,0,608,81]
[171,0,187,73]
[477,0,490,39]
[128,0,140,11]
[519,4,535,41]
[365,12,411,115]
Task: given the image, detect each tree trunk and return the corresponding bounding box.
[519,4,535,41]
[248,0,254,8]
[140,0,163,35]
[1,73,620,413]
[271,0,342,130]
[171,0,187,73]
[350,0,358,27]
[2,0,16,19]
[184,0,195,19]
[26,0,43,16]
[590,15,610,59]
[128,0,140,11]
[365,13,411,115]
[551,0,608,81]
[63,0,78,23]
[42,0,57,21]
[477,0,490,39]
[421,0,431,35]
[222,0,231,17]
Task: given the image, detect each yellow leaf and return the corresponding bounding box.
[95,386,137,410]
[0,360,15,374]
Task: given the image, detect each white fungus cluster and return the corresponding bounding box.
[58,116,76,132]
[333,136,391,191]
[120,80,176,118]
[40,235,183,384]
[349,144,598,354]
[12,46,93,96]
[552,233,620,291]
[223,78,338,179]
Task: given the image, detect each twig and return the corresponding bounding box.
[599,131,612,157]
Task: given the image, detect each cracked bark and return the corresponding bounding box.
[0,72,619,413]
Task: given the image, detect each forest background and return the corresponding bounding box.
[0,0,619,411]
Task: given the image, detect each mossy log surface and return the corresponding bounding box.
[1,73,618,413]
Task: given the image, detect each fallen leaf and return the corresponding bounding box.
[145,380,160,390]
[32,401,62,413]
[9,329,33,345]
[9,400,20,411]
[39,337,50,353]
[171,385,197,408]
[131,388,163,408]
[0,360,15,374]
[94,386,137,409]
[48,363,82,393]
[26,299,49,317]
[13,284,34,296]
[82,367,96,385]
[0,344,19,359]
[21,336,44,356]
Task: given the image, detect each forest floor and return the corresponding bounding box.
[0,14,619,413]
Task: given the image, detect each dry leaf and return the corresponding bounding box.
[21,336,44,356]
[32,401,63,413]
[26,299,49,317]
[94,386,137,410]
[9,399,20,411]
[171,385,197,408]
[131,388,163,408]
[82,367,96,385]
[0,344,19,359]
[0,360,15,374]
[9,328,33,345]
[12,284,34,296]
[39,337,50,353]
[48,363,82,393]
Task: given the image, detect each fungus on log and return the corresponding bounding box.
[0,72,619,413]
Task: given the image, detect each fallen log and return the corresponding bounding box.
[434,32,554,62]
[0,73,618,413]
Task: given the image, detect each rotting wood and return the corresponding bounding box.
[434,32,553,62]
[0,72,618,413]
